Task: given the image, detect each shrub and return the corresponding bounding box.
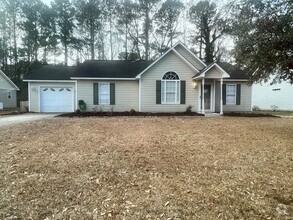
[252,105,260,111]
[271,105,278,111]
[78,100,87,112]
[185,105,193,113]
[75,109,81,114]
[92,106,98,112]
[129,109,136,115]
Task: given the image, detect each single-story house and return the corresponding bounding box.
[0,70,19,109]
[252,78,293,111]
[23,42,252,114]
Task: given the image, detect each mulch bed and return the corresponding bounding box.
[59,111,279,118]
[224,112,280,118]
[58,111,205,117]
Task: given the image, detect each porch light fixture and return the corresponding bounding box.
[192,82,197,89]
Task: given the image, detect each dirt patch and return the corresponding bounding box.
[0,109,23,117]
[0,117,292,219]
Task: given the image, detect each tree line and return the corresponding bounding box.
[1,0,227,66]
[0,0,291,99]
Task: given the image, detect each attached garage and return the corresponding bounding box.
[23,65,76,113]
[40,87,74,112]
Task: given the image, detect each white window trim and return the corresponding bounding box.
[99,82,110,105]
[226,84,237,105]
[161,80,180,104]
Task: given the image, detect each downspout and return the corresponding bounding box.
[28,82,31,112]
[139,78,141,112]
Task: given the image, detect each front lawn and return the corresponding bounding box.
[0,117,292,219]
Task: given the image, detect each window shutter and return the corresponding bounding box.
[180,80,186,104]
[93,83,99,105]
[156,80,161,104]
[236,84,241,105]
[222,84,226,105]
[110,83,115,105]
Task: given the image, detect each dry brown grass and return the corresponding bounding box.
[0,117,292,219]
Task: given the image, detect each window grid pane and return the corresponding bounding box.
[161,80,180,104]
[99,83,110,104]
[226,84,236,104]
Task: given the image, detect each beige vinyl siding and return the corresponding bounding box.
[174,44,206,71]
[215,81,252,112]
[0,90,17,108]
[29,82,75,112]
[205,66,223,78]
[77,80,139,112]
[141,51,198,112]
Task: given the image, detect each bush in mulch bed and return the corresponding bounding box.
[57,111,205,118]
[224,112,280,118]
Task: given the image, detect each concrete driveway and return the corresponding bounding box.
[0,113,57,127]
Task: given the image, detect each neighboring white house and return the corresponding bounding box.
[252,79,293,111]
[0,70,19,109]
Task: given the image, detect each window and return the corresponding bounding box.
[226,84,236,105]
[161,72,180,104]
[99,83,110,105]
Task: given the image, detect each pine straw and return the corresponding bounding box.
[0,117,292,220]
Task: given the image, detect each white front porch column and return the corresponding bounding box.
[220,77,223,115]
[201,78,205,114]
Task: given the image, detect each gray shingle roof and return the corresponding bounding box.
[23,65,75,80]
[217,62,248,79]
[72,60,153,78]
[193,62,248,79]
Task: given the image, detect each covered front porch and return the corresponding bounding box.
[192,63,230,115]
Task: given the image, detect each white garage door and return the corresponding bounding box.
[40,87,74,112]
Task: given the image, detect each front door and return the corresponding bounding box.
[201,84,211,111]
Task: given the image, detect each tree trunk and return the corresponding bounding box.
[65,42,68,66]
[125,24,128,60]
[13,13,17,65]
[43,46,47,63]
[145,7,150,61]
[110,13,113,60]
[90,25,95,60]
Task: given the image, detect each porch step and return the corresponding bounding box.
[204,113,222,117]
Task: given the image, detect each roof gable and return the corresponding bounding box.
[136,42,200,79]
[173,43,206,70]
[193,63,230,79]
[192,62,248,80]
[0,70,19,90]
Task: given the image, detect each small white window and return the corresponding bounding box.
[226,84,236,105]
[161,72,180,104]
[7,91,11,99]
[99,83,110,105]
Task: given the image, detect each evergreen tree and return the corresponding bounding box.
[51,0,75,66]
[154,0,184,55]
[74,0,102,60]
[231,0,293,83]
[116,0,136,60]
[189,1,229,63]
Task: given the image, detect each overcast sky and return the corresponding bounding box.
[42,0,51,5]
